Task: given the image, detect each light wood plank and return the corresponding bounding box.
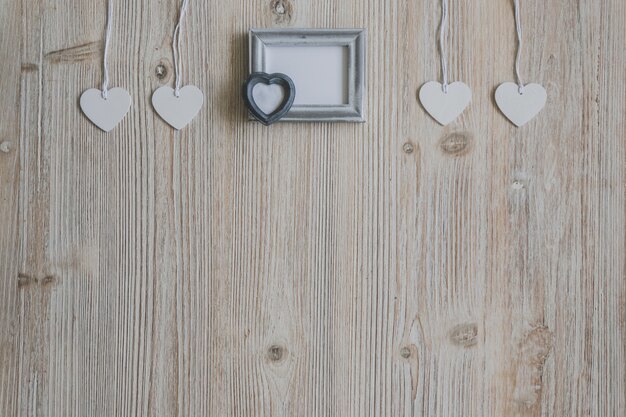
[0,0,624,417]
[0,0,22,416]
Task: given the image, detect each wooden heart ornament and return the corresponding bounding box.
[242,72,296,126]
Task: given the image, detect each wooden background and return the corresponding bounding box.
[1,0,624,416]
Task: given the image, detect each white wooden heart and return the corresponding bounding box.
[495,82,547,127]
[252,83,285,115]
[419,81,472,125]
[80,87,131,132]
[152,85,204,130]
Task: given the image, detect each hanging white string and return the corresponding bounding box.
[101,0,113,99]
[172,0,191,97]
[438,0,449,93]
[514,0,525,94]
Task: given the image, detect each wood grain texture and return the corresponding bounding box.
[0,0,624,416]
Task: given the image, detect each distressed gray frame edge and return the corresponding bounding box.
[248,28,367,123]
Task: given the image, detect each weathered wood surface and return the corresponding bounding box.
[1,0,624,416]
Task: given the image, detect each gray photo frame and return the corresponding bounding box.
[249,28,367,123]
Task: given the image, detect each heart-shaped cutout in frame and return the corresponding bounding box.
[242,72,296,126]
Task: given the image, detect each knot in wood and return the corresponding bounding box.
[400,346,412,359]
[519,326,554,366]
[155,64,168,80]
[0,141,12,153]
[17,273,36,288]
[440,132,471,156]
[513,325,554,406]
[270,0,294,25]
[449,323,478,347]
[42,275,57,286]
[512,180,525,190]
[267,345,285,362]
[273,1,286,14]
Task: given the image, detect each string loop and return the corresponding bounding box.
[101,0,113,99]
[514,0,525,94]
[439,0,448,93]
[172,0,191,97]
